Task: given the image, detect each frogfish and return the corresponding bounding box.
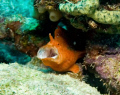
[37,26,85,73]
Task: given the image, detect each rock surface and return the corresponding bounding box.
[0,63,101,95]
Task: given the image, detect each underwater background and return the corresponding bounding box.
[1,0,120,95]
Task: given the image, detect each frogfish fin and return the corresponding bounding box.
[49,33,54,42]
[69,64,80,73]
[54,26,68,46]
[77,50,86,59]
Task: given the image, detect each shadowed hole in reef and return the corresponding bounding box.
[100,0,119,4]
[83,68,108,94]
[76,58,108,94]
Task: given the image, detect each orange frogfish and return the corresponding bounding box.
[37,26,85,73]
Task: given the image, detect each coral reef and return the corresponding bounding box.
[0,63,101,95]
[27,57,53,73]
[48,10,62,22]
[58,0,120,34]
[5,15,39,34]
[0,40,31,64]
[35,0,63,22]
[0,0,35,17]
[84,33,120,94]
[1,0,120,95]
[14,33,47,57]
[1,20,47,57]
[0,0,39,32]
[59,0,120,25]
[0,0,56,57]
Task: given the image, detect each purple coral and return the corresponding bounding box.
[84,33,120,95]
